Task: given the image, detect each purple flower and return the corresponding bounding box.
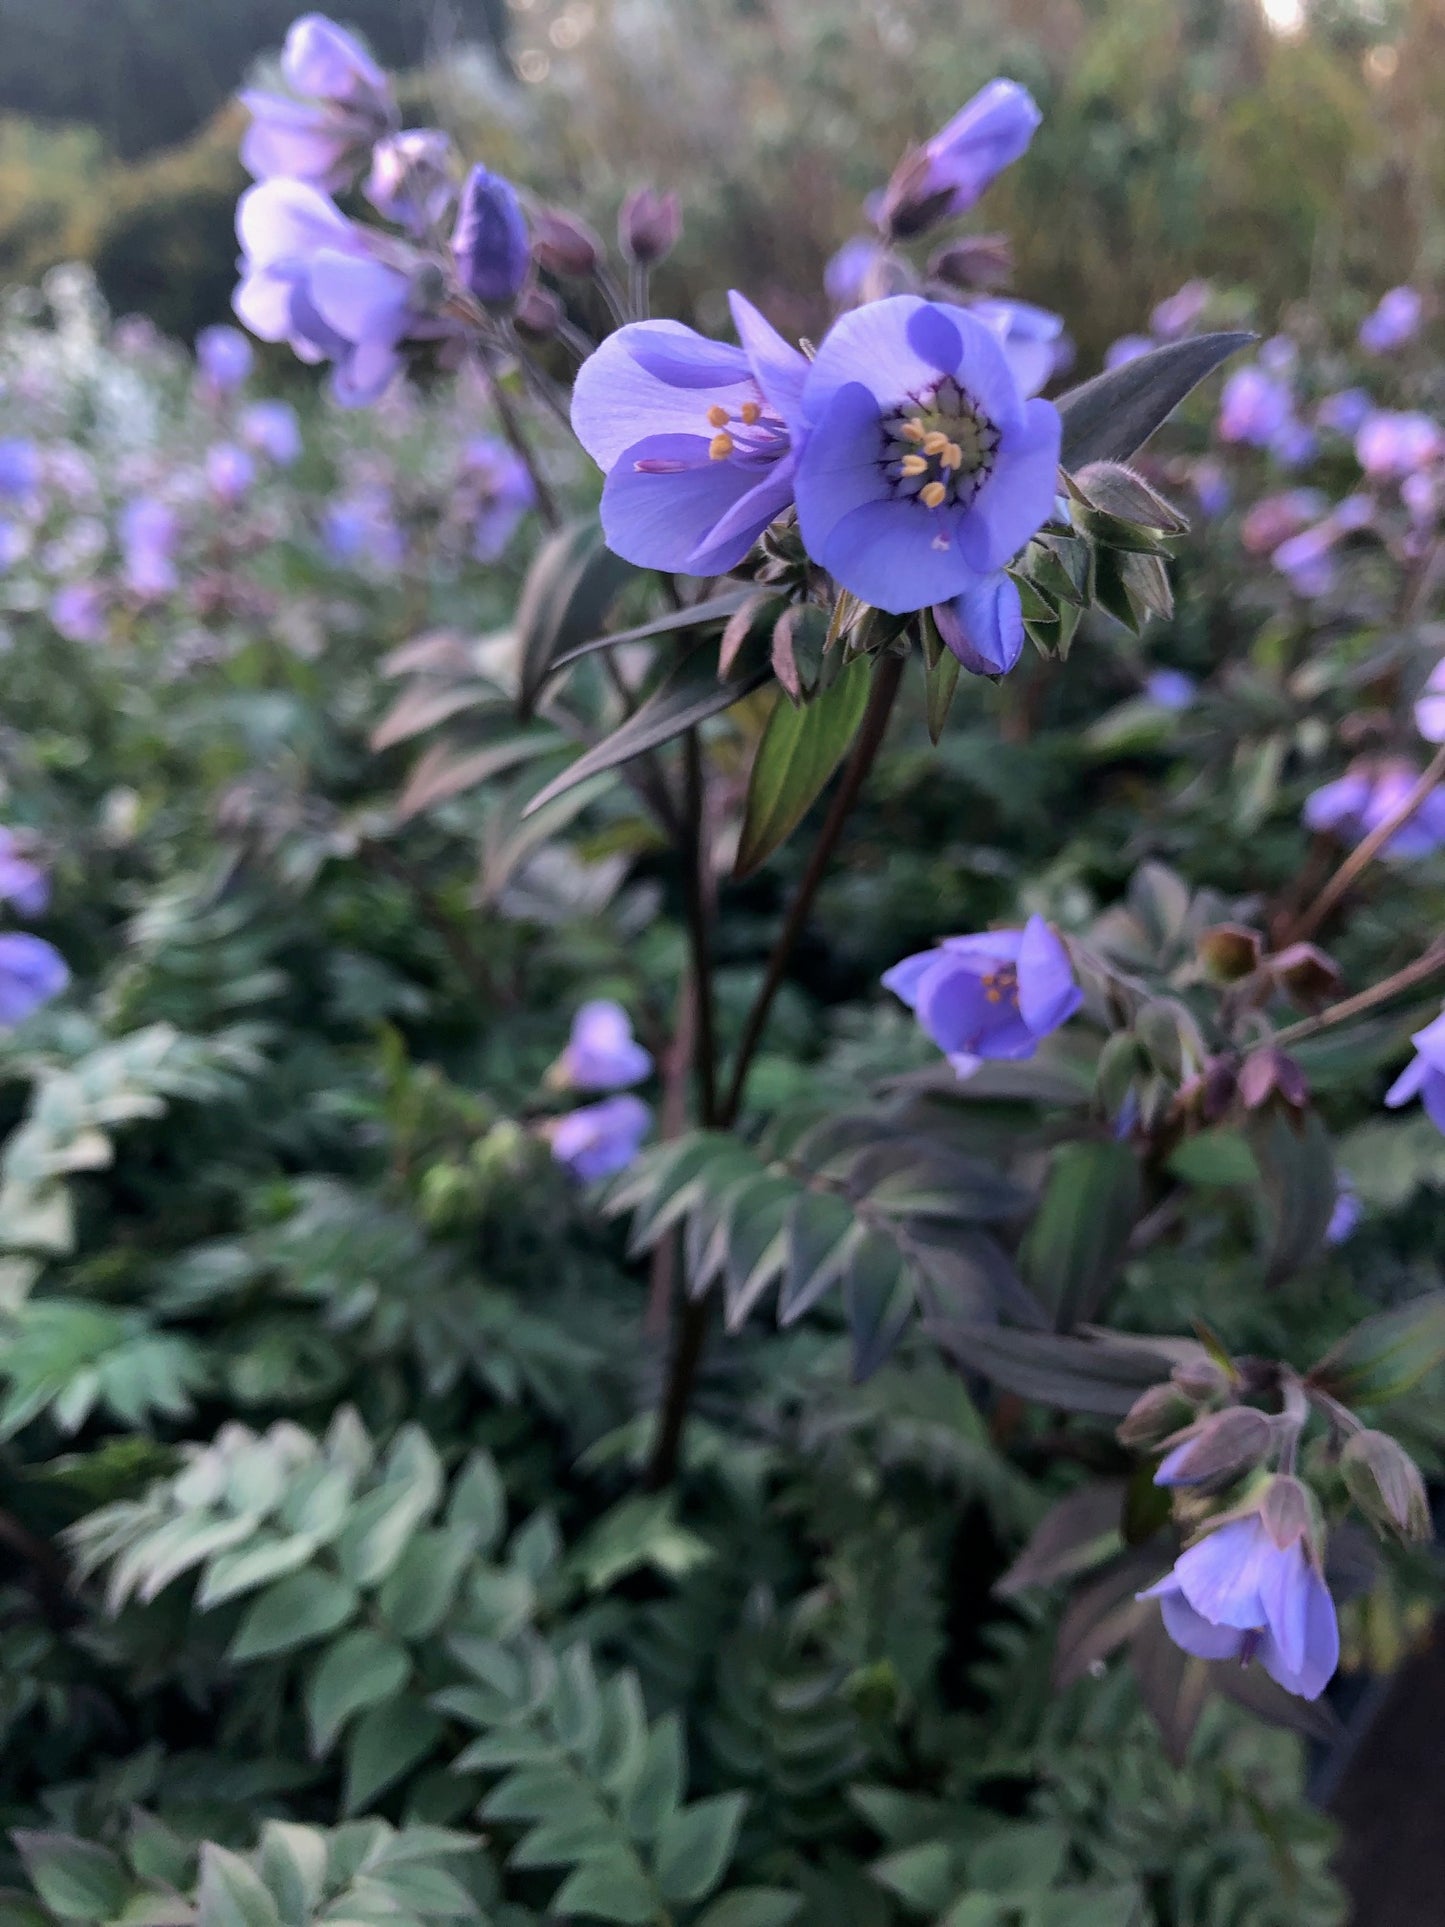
[825,236,883,309]
[1217,366,1293,448]
[1104,334,1153,370]
[0,440,39,501]
[970,297,1066,397]
[1241,489,1325,554]
[1272,525,1337,598]
[571,292,807,576]
[1305,761,1445,858]
[366,129,457,235]
[1359,285,1423,354]
[1150,279,1210,340]
[550,1095,652,1182]
[1189,458,1230,518]
[195,324,253,394]
[877,80,1042,238]
[0,933,68,1027]
[1356,409,1443,480]
[1139,1497,1339,1700]
[284,14,389,107]
[794,296,1060,616]
[49,581,108,644]
[461,437,534,561]
[321,488,404,569]
[120,497,178,599]
[239,399,303,465]
[452,166,530,306]
[0,831,49,917]
[932,573,1024,677]
[1269,418,1316,468]
[882,914,1082,1078]
[557,1000,653,1091]
[206,442,256,504]
[1415,658,1445,743]
[1386,1006,1445,1133]
[1316,388,1371,436]
[240,14,394,191]
[1145,668,1196,710]
[1327,1176,1361,1245]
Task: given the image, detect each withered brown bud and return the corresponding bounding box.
[532,208,606,278]
[1341,1429,1431,1542]
[926,232,1014,291]
[1268,942,1343,1010]
[1153,1405,1274,1487]
[1238,1047,1310,1113]
[1198,922,1264,983]
[1118,1380,1198,1449]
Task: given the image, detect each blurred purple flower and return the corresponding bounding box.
[206,443,256,504]
[825,236,882,309]
[239,399,303,465]
[1145,668,1196,710]
[877,80,1042,238]
[195,324,253,394]
[461,437,534,561]
[793,296,1060,615]
[1359,285,1423,354]
[1150,278,1210,340]
[0,440,39,501]
[882,915,1081,1078]
[0,831,49,917]
[365,128,457,235]
[0,933,68,1027]
[1316,388,1371,436]
[1386,1005,1445,1133]
[1327,1176,1361,1245]
[572,291,807,576]
[1104,334,1152,370]
[550,1094,652,1182]
[1189,457,1230,518]
[1259,336,1298,377]
[321,488,404,569]
[1241,488,1326,554]
[1217,366,1292,447]
[1272,524,1337,597]
[1403,470,1439,527]
[1305,760,1445,858]
[1415,658,1445,743]
[285,13,389,104]
[1356,409,1444,480]
[240,13,395,192]
[0,522,27,571]
[556,1000,652,1091]
[1139,1495,1339,1700]
[452,166,530,306]
[120,497,179,599]
[971,297,1066,397]
[1269,418,1316,468]
[49,581,108,644]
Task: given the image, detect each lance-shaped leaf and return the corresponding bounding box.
[930,1324,1177,1415]
[1022,1138,1141,1330]
[996,1481,1127,1598]
[735,654,872,878]
[1248,1108,1335,1285]
[1308,1290,1445,1406]
[546,585,759,681]
[1058,332,1255,470]
[516,517,637,717]
[523,639,771,817]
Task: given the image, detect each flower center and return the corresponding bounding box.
[883,377,1000,510]
[980,962,1019,1008]
[702,391,787,464]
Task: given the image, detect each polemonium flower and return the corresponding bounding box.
[1359,285,1423,354]
[1241,489,1326,554]
[1217,367,1292,447]
[1403,470,1439,527]
[1415,659,1445,743]
[0,440,39,501]
[877,80,1042,239]
[1145,668,1197,710]
[461,438,534,561]
[1356,409,1444,480]
[0,933,68,1026]
[365,128,457,235]
[971,297,1065,397]
[931,573,1024,677]
[1189,458,1230,518]
[1327,1175,1361,1245]
[1104,334,1152,370]
[1259,335,1298,377]
[239,399,303,466]
[195,324,253,394]
[1269,418,1316,468]
[1385,1006,1445,1134]
[120,498,179,599]
[321,488,404,570]
[1316,388,1371,436]
[0,522,28,571]
[556,1000,653,1091]
[452,166,530,306]
[1272,525,1337,598]
[1150,278,1210,340]
[1305,760,1445,858]
[240,14,395,192]
[1139,1487,1339,1700]
[0,831,49,917]
[49,581,108,644]
[572,291,807,575]
[550,1095,652,1182]
[882,914,1082,1078]
[793,295,1060,615]
[825,236,883,309]
[205,443,256,505]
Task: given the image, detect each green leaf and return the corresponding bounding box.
[1022,1140,1141,1330]
[344,1699,445,1814]
[516,517,636,716]
[305,1628,412,1756]
[227,1568,358,1662]
[777,1190,859,1325]
[1058,332,1255,468]
[195,1846,281,1927]
[13,1835,130,1922]
[376,1527,476,1640]
[621,1711,685,1840]
[735,655,872,878]
[1310,1291,1445,1406]
[694,1890,803,1927]
[652,1794,747,1905]
[257,1823,328,1924]
[844,1229,917,1381]
[523,639,770,818]
[921,609,963,744]
[871,1841,957,1913]
[1167,1129,1261,1188]
[1247,1109,1335,1284]
[550,1852,658,1925]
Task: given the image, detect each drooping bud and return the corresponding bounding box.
[366,128,457,234]
[513,284,564,340]
[618,187,682,267]
[1198,922,1264,984]
[1237,1046,1309,1113]
[1260,1472,1323,1555]
[452,165,530,307]
[1118,1380,1198,1449]
[927,233,1014,291]
[532,208,606,278]
[1268,941,1343,1010]
[1341,1429,1432,1542]
[1172,1356,1231,1402]
[1153,1405,1274,1488]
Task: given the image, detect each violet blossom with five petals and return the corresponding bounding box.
[882,914,1082,1078]
[555,1001,653,1092]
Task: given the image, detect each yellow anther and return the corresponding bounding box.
[740,401,762,425]
[899,454,929,477]
[922,430,950,456]
[920,480,947,509]
[985,988,1002,1003]
[942,441,963,470]
[900,418,926,443]
[706,404,730,428]
[708,431,735,461]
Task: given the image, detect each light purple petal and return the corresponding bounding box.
[307,250,410,346]
[792,382,894,573]
[818,497,973,615]
[933,572,1024,676]
[728,291,809,429]
[1258,1564,1338,1700]
[1173,1517,1271,1630]
[237,178,355,267]
[571,323,754,471]
[0,933,68,1025]
[1385,1053,1430,1109]
[1146,1581,1249,1663]
[686,454,796,576]
[599,433,762,574]
[1016,915,1083,1037]
[1421,1069,1445,1136]
[1259,1540,1310,1679]
[957,396,1061,574]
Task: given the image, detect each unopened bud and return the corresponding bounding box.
[1136,1001,1185,1080]
[1198,922,1264,984]
[618,187,681,267]
[1118,1380,1197,1449]
[407,260,448,314]
[1153,1405,1274,1488]
[927,233,1014,291]
[1341,1429,1431,1542]
[452,165,530,306]
[532,207,606,278]
[1268,941,1343,1010]
[1172,1357,1230,1402]
[513,283,563,340]
[1072,462,1190,536]
[1261,1472,1323,1554]
[1238,1046,1309,1113]
[1200,1054,1239,1122]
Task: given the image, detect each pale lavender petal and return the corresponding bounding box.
[793,382,895,576]
[819,496,973,614]
[1259,1540,1310,1679]
[933,572,1024,676]
[1148,1582,1249,1663]
[307,250,410,345]
[1258,1565,1338,1700]
[728,291,809,428]
[599,433,762,573]
[0,933,68,1026]
[1173,1517,1270,1630]
[1017,915,1083,1037]
[881,952,938,1009]
[237,178,354,267]
[1421,1069,1445,1136]
[957,396,1061,574]
[571,323,754,470]
[686,454,795,575]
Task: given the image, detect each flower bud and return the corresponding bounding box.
[927,233,1014,291]
[1261,1472,1324,1555]
[1118,1380,1197,1449]
[1341,1429,1431,1542]
[533,208,606,278]
[618,187,682,267]
[452,165,530,307]
[1154,1405,1274,1488]
[1198,922,1264,984]
[1268,941,1343,1010]
[1172,1357,1230,1401]
[513,284,563,340]
[1238,1046,1309,1113]
[1136,1000,1185,1080]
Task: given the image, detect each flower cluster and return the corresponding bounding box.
[544,1001,654,1182]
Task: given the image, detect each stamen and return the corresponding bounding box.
[900,418,926,443]
[739,401,761,425]
[921,430,950,456]
[985,988,1002,1004]
[942,441,963,470]
[708,431,735,460]
[899,454,929,477]
[706,404,730,428]
[919,480,947,509]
